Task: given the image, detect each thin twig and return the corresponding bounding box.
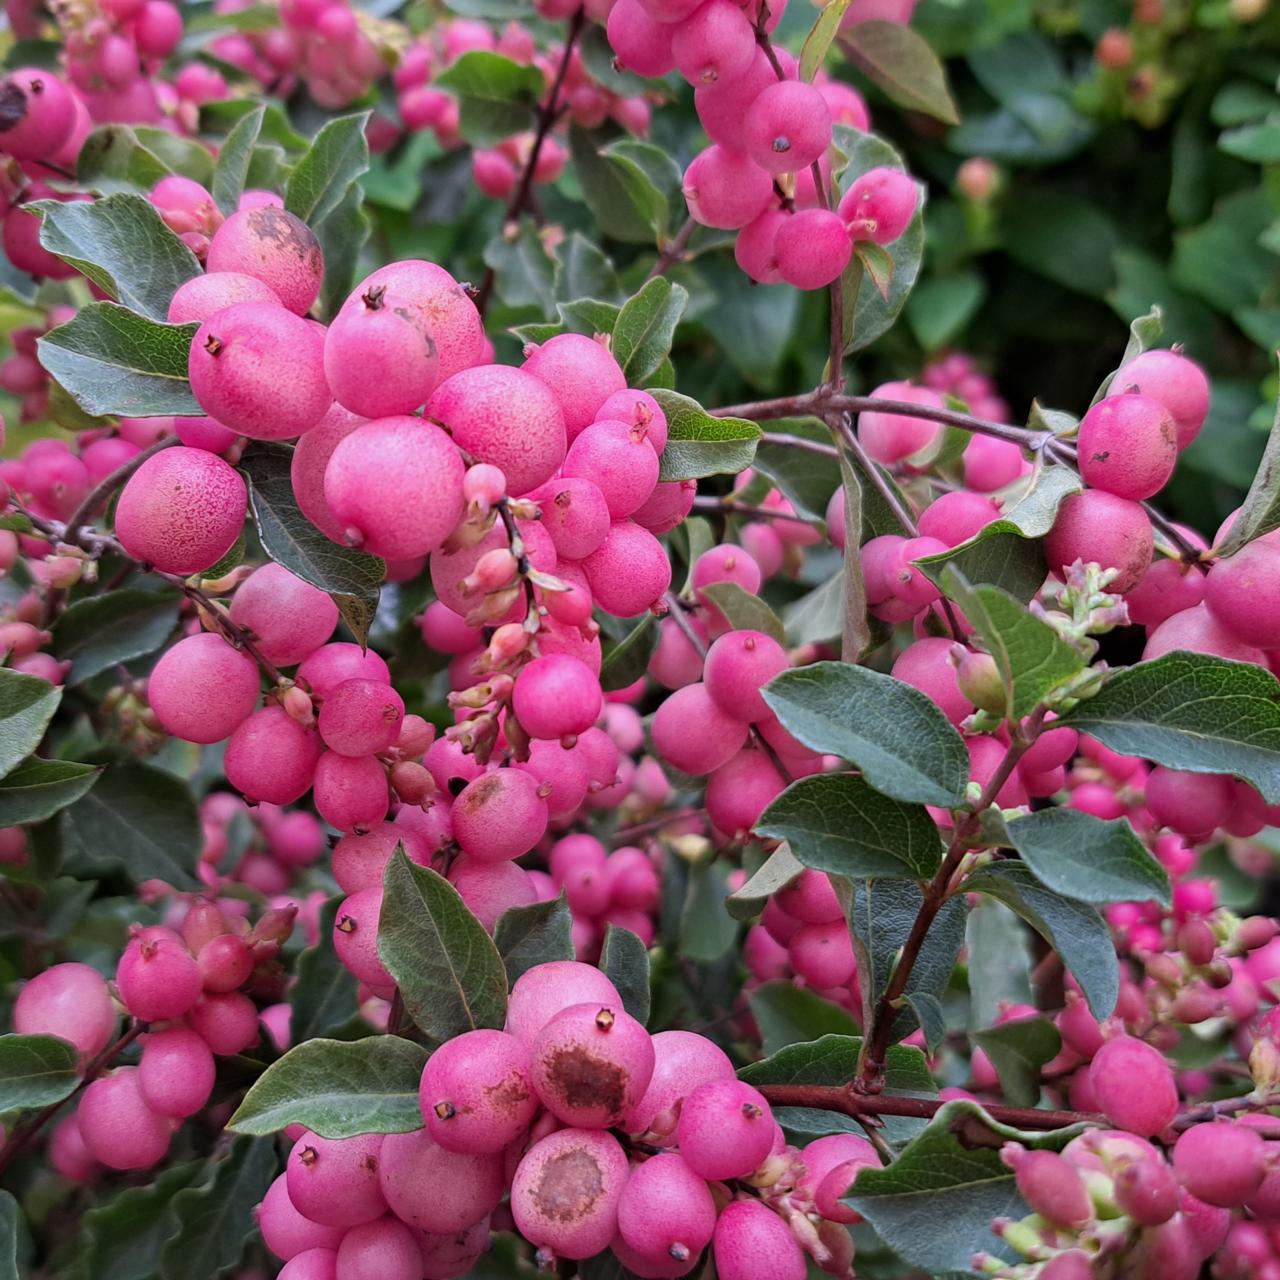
[646,217,696,282]
[661,591,708,659]
[829,414,918,536]
[692,496,822,523]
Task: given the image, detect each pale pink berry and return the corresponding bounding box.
[582,521,672,617]
[188,990,259,1055]
[1143,602,1265,663]
[314,752,389,833]
[703,629,789,724]
[137,1028,215,1117]
[511,1128,629,1259]
[1173,1122,1266,1207]
[505,960,623,1045]
[319,679,405,756]
[1116,349,1210,448]
[297,642,390,699]
[189,303,332,440]
[77,1068,172,1171]
[858,382,944,463]
[452,769,549,862]
[1089,1036,1178,1137]
[289,403,368,543]
[1077,393,1178,500]
[14,962,116,1060]
[168,271,281,325]
[378,1127,505,1233]
[623,1029,734,1137]
[420,1028,538,1154]
[1045,489,1153,594]
[775,209,852,289]
[0,69,75,159]
[617,1153,716,1269]
[651,682,748,776]
[677,1079,775,1179]
[647,614,709,690]
[286,1131,387,1228]
[735,208,786,284]
[324,416,466,559]
[607,0,676,77]
[1204,540,1280,649]
[713,1200,806,1280]
[114,446,246,574]
[671,0,755,85]
[229,563,338,667]
[529,476,611,559]
[197,932,254,992]
[521,333,627,441]
[705,747,786,836]
[225,706,322,805]
[205,206,323,315]
[278,1248,337,1280]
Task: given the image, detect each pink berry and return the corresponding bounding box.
[582,521,672,617]
[315,752,389,833]
[521,334,626,441]
[1045,489,1153,594]
[839,166,918,244]
[1001,1145,1093,1228]
[116,925,202,1021]
[114,446,246,574]
[650,682,748,776]
[0,69,75,158]
[168,271,281,324]
[289,403,368,543]
[563,418,660,518]
[378,1127,505,1232]
[633,479,697,535]
[205,206,323,316]
[1143,602,1265,664]
[278,1248,337,1280]
[319,679,405,757]
[735,208,787,284]
[713,1200,806,1280]
[286,1131,387,1228]
[420,1028,539,1154]
[428,365,567,497]
[1172,1121,1266,1207]
[676,1079,775,1179]
[229,563,338,667]
[1204,539,1280,649]
[324,416,466,559]
[1146,767,1234,839]
[705,746,786,836]
[623,1029,734,1137]
[512,655,602,741]
[259,1173,349,1261]
[452,769,549,863]
[188,991,259,1055]
[1117,349,1210,449]
[775,209,852,290]
[297,642,390,699]
[137,1027,215,1117]
[617,1153,715,1269]
[703,629,789,724]
[670,0,755,85]
[743,80,832,175]
[607,0,677,76]
[1088,1035,1178,1137]
[335,1216,422,1280]
[14,962,116,1060]
[1077,393,1178,500]
[511,1128,629,1259]
[683,145,772,231]
[225,706,322,805]
[77,1067,172,1171]
[505,960,623,1045]
[858,381,944,463]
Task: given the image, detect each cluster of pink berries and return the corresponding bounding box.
[13,897,294,1179]
[921,350,1013,426]
[256,958,875,1280]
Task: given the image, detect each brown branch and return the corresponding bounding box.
[646,217,696,282]
[0,1021,142,1176]
[760,429,838,458]
[692,496,822,523]
[661,591,707,659]
[474,8,586,320]
[828,413,917,536]
[857,712,1047,1091]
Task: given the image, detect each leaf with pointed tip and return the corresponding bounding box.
[495,892,574,984]
[678,860,737,962]
[763,661,969,806]
[0,1033,79,1112]
[52,588,181,685]
[611,278,688,386]
[378,852,507,1041]
[841,21,959,124]
[284,110,371,226]
[940,570,1083,720]
[760,773,944,880]
[739,1033,933,1095]
[801,0,855,80]
[76,124,172,195]
[651,391,761,482]
[970,1018,1060,1107]
[782,571,845,646]
[1004,809,1171,905]
[961,861,1117,1018]
[0,758,100,826]
[726,843,804,921]
[1214,368,1280,557]
[33,193,201,320]
[1092,304,1164,405]
[601,138,682,244]
[158,1136,277,1280]
[1062,651,1280,803]
[967,898,1033,1032]
[600,925,650,1025]
[600,613,656,692]
[228,1037,428,1138]
[435,53,542,147]
[240,442,384,647]
[37,303,199,417]
[905,993,947,1054]
[0,667,62,780]
[211,103,265,215]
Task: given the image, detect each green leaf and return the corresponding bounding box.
[72,1162,204,1280]
[748,982,857,1055]
[600,614,656,692]
[915,465,1081,603]
[801,0,854,80]
[961,861,1117,1018]
[750,417,841,522]
[290,896,360,1042]
[378,852,508,1041]
[0,758,100,826]
[599,925,651,1025]
[967,898,1032,1032]
[63,761,201,890]
[0,668,61,780]
[940,570,1083,721]
[699,583,785,645]
[651,391,761,482]
[211,103,265,216]
[679,860,738,962]
[836,449,872,661]
[0,1033,79,1112]
[314,180,372,322]
[726,843,804,921]
[1214,374,1280,558]
[601,138,682,243]
[228,1037,428,1138]
[558,298,620,335]
[611,278,688,386]
[134,128,214,186]
[970,1018,1061,1107]
[495,892,574,984]
[906,271,987,351]
[240,442,385,647]
[763,662,968,806]
[1063,651,1280,803]
[570,125,664,246]
[76,124,173,195]
[37,304,200,417]
[555,232,623,305]
[284,111,371,227]
[905,993,947,1054]
[435,53,543,147]
[847,1099,1088,1274]
[51,588,180,685]
[739,1033,933,1096]
[158,1136,277,1280]
[782,571,845,646]
[1004,809,1170,906]
[758,773,944,880]
[0,1190,29,1280]
[485,221,556,315]
[841,21,959,123]
[33,194,201,321]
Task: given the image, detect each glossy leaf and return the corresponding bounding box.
[611,278,688,386]
[0,1033,80,1112]
[0,758,100,827]
[0,668,62,780]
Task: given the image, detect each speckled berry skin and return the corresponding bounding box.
[206,206,324,316]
